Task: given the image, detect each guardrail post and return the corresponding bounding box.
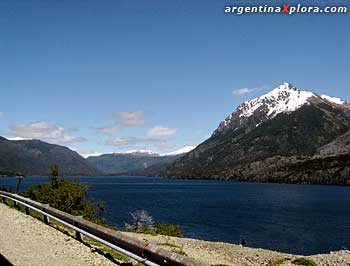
[76,231,83,242]
[42,204,50,224]
[75,216,84,242]
[25,206,30,215]
[43,215,50,224]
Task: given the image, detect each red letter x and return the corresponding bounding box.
[282,4,290,12]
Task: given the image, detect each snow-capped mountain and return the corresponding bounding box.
[86,146,196,175]
[115,149,160,156]
[213,82,346,136]
[164,82,350,182]
[111,146,196,157]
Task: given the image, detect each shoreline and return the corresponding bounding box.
[123,232,350,266]
[2,174,350,187]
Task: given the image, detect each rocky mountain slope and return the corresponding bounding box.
[164,83,350,184]
[0,137,101,176]
[318,130,350,156]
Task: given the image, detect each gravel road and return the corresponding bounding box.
[0,203,115,266]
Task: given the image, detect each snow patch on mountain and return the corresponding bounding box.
[237,82,315,119]
[109,146,196,157]
[75,149,104,158]
[6,136,32,141]
[115,149,160,156]
[320,94,345,105]
[163,145,196,156]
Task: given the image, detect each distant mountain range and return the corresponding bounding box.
[86,151,184,175]
[0,137,101,176]
[0,137,190,176]
[163,82,350,185]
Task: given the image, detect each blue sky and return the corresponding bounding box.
[0,0,349,157]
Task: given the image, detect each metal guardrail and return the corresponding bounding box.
[0,191,204,266]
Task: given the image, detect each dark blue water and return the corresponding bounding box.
[1,176,350,255]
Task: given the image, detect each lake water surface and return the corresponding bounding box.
[1,176,350,255]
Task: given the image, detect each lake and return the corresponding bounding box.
[1,176,350,255]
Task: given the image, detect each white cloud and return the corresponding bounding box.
[232,85,268,96]
[112,111,146,126]
[146,126,176,137]
[0,112,4,117]
[91,125,119,134]
[9,121,86,145]
[105,136,172,149]
[232,87,259,96]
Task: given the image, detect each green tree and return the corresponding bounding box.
[15,174,24,193]
[49,164,59,188]
[21,166,105,223]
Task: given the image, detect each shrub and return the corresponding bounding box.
[292,258,317,266]
[240,239,248,247]
[125,210,155,231]
[125,209,183,237]
[154,223,183,237]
